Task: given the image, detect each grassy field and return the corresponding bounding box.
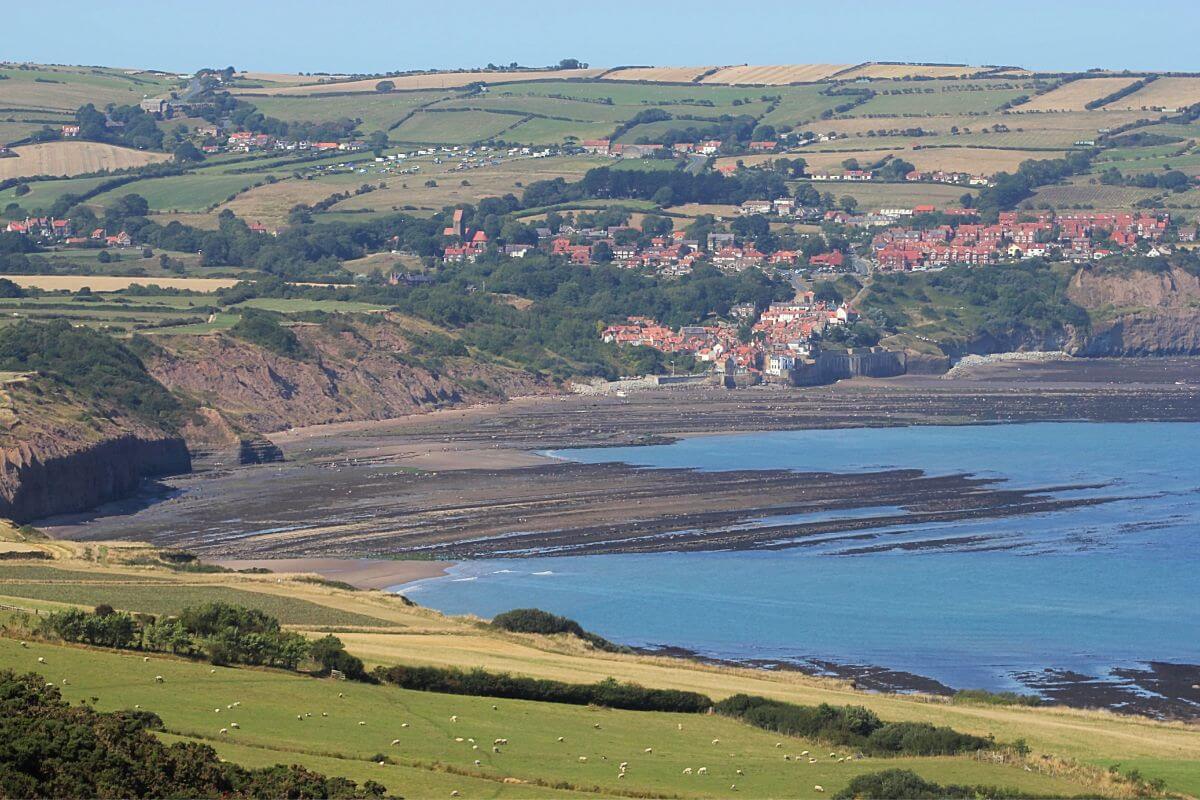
[247,91,453,134]
[234,69,609,96]
[1029,181,1162,209]
[87,172,270,212]
[836,64,989,80]
[0,65,175,112]
[797,180,975,209]
[0,173,114,209]
[392,110,524,145]
[0,141,171,180]
[849,81,1034,116]
[0,637,1111,800]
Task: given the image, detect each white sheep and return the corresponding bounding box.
[682,768,693,775]
[775,742,782,748]
[473,760,481,766]
[593,723,601,729]
[644,747,653,753]
[736,769,744,775]
[809,759,817,764]
[455,737,464,743]
[618,773,625,779]
[154,675,164,683]
[134,704,141,709]
[60,679,68,685]
[338,692,344,698]
[450,792,459,798]
[19,641,26,648]
[814,786,825,793]
[219,728,227,735]
[296,715,303,720]
[37,657,46,664]
[492,747,500,753]
[697,767,708,775]
[401,722,409,728]
[494,738,508,745]
[358,721,366,726]
[449,715,458,722]
[578,756,587,763]
[230,723,239,729]
[391,739,401,745]
[619,762,628,770]
[557,736,565,742]
[801,750,809,756]
[143,657,150,662]
[731,784,737,791]
[210,669,216,674]
[711,738,720,745]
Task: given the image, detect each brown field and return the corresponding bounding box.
[1020,77,1141,112]
[603,66,713,83]
[1104,77,1200,110]
[0,275,239,292]
[794,146,1064,176]
[700,64,850,85]
[836,63,985,80]
[235,68,609,96]
[150,212,221,230]
[1029,181,1162,209]
[669,202,742,219]
[0,141,170,180]
[218,176,365,227]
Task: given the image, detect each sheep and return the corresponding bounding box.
[814,786,825,793]
[494,739,508,745]
[808,759,817,764]
[449,715,458,722]
[697,767,708,775]
[455,737,464,743]
[556,736,565,742]
[677,723,683,731]
[45,682,55,688]
[401,723,409,728]
[473,760,481,766]
[450,792,459,798]
[492,747,500,753]
[210,669,216,674]
[143,657,150,662]
[215,708,222,713]
[296,715,303,720]
[467,738,475,744]
[358,721,366,726]
[37,657,46,664]
[305,713,312,718]
[775,742,782,748]
[618,773,626,779]
[338,692,344,698]
[829,753,837,758]
[230,723,239,729]
[736,769,744,775]
[232,702,240,707]
[800,750,809,756]
[644,748,653,754]
[578,756,587,763]
[134,704,141,709]
[711,738,720,745]
[60,679,68,685]
[472,745,479,751]
[618,762,628,770]
[391,739,401,746]
[784,755,792,761]
[593,723,601,729]
[219,728,228,735]
[682,768,692,775]
[19,642,26,648]
[154,675,164,683]
[492,704,498,711]
[377,761,385,767]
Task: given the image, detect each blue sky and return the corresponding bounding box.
[7,1,1200,74]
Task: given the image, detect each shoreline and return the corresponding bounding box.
[211,557,454,590]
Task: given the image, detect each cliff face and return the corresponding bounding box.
[1068,267,1200,356]
[0,376,190,522]
[146,316,550,434]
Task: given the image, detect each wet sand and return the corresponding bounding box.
[211,557,452,589]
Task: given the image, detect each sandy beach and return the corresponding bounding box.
[211,557,452,589]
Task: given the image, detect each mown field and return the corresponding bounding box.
[0,140,171,179]
[0,65,175,112]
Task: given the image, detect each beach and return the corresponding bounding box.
[211,557,452,589]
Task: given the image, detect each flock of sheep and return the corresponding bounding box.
[24,646,848,797]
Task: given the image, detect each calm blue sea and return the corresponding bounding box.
[397,422,1200,693]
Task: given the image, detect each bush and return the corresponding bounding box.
[490,608,619,651]
[229,309,306,358]
[714,695,990,756]
[835,768,1042,799]
[0,670,385,798]
[374,664,712,713]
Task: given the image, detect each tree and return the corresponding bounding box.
[173,141,204,163]
[374,80,395,92]
[839,195,859,212]
[592,241,613,262]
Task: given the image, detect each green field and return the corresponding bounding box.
[0,638,1093,800]
[0,174,116,210]
[0,65,176,112]
[248,91,453,134]
[392,110,524,145]
[88,173,268,212]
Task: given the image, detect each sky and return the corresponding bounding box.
[7,0,1200,75]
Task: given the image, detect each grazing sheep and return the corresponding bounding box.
[736,769,744,775]
[809,759,817,764]
[232,702,240,707]
[60,679,68,685]
[338,692,344,698]
[677,723,682,731]
[495,739,508,745]
[814,786,824,793]
[154,675,164,683]
[829,753,837,758]
[455,738,464,743]
[37,657,46,664]
[449,715,458,722]
[644,748,652,754]
[219,728,227,735]
[556,737,564,742]
[210,669,216,674]
[618,773,625,779]
[45,683,55,688]
[467,738,475,744]
[358,721,366,726]
[800,751,809,756]
[230,723,239,729]
[492,705,498,710]
[697,767,708,775]
[711,738,720,745]
[775,742,782,748]
[143,657,150,662]
[492,747,500,753]
[473,760,481,766]
[593,723,601,729]
[391,739,401,745]
[378,761,385,767]
[784,755,792,761]
[305,713,311,718]
[682,768,692,775]
[19,642,27,648]
[134,704,141,709]
[401,723,409,728]
[450,792,459,797]
[472,745,478,751]
[619,762,628,770]
[578,756,587,763]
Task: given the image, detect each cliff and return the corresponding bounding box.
[0,374,190,522]
[145,314,551,435]
[1069,266,1200,356]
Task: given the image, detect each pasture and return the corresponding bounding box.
[849,80,1035,116]
[0,637,1105,800]
[0,174,114,209]
[835,64,988,80]
[391,110,523,145]
[0,141,171,180]
[87,172,272,213]
[236,68,609,96]
[1030,182,1163,209]
[795,146,1065,176]
[0,65,175,112]
[247,91,453,135]
[798,181,976,210]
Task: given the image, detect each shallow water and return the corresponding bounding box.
[399,422,1200,696]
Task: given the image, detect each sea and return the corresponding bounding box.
[397,421,1200,697]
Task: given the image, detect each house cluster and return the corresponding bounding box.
[600,294,858,378]
[736,198,821,221]
[871,210,1172,271]
[223,132,367,153]
[905,169,992,187]
[4,216,71,241]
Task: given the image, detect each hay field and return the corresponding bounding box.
[1020,77,1141,111]
[0,141,170,179]
[1104,77,1200,109]
[0,65,174,111]
[219,174,369,227]
[603,66,713,83]
[701,64,849,85]
[836,64,983,80]
[237,71,350,85]
[238,69,608,96]
[797,146,1064,175]
[0,275,239,292]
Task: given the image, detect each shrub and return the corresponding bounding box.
[373,664,712,713]
[229,309,306,358]
[835,768,1043,799]
[490,608,620,652]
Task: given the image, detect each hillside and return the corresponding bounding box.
[0,538,1194,798]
